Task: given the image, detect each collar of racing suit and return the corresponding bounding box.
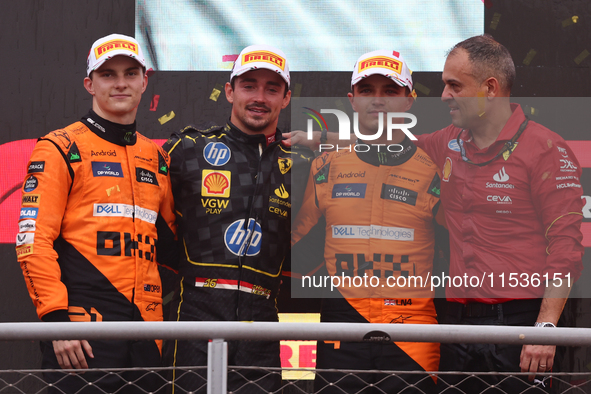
[355,135,416,166]
[224,119,283,148]
[80,109,138,146]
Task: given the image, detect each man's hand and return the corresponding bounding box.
[52,340,94,369]
[282,130,319,149]
[519,278,570,380]
[520,344,555,381]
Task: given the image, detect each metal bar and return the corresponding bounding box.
[207,339,227,394]
[0,322,590,346]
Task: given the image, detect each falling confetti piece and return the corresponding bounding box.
[562,16,579,28]
[149,95,160,112]
[163,291,174,306]
[210,89,221,101]
[522,49,537,65]
[574,49,590,65]
[292,83,302,98]
[209,83,224,102]
[490,13,501,30]
[477,91,486,117]
[146,68,155,78]
[414,83,431,96]
[222,54,239,62]
[158,111,176,125]
[106,185,121,197]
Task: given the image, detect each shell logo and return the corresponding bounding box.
[442,157,452,182]
[202,169,231,198]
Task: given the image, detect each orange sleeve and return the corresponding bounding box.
[16,138,71,320]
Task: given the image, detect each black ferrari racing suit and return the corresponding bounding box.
[162,121,313,393]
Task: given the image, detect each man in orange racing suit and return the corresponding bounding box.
[15,34,176,394]
[292,50,443,394]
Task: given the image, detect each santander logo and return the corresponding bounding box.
[493,167,509,182]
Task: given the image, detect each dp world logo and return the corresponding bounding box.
[302,107,417,152]
[224,218,262,256]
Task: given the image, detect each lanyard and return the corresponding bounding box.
[457,117,529,167]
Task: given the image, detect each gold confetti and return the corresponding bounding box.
[522,49,537,65]
[292,83,303,98]
[414,83,431,96]
[547,139,553,148]
[105,185,121,196]
[490,13,501,30]
[530,107,537,115]
[477,91,486,117]
[562,16,579,28]
[209,83,224,102]
[209,90,220,101]
[158,111,176,125]
[542,171,551,180]
[574,49,590,65]
[163,291,174,306]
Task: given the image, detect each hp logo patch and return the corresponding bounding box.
[224,218,262,256]
[204,142,231,166]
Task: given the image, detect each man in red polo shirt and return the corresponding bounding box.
[416,35,583,393]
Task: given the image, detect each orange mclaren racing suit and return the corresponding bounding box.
[16,110,176,391]
[292,138,442,393]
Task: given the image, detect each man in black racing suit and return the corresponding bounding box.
[162,44,313,393]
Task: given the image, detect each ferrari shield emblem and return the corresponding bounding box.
[278,157,292,174]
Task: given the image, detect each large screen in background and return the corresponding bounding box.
[135,0,484,72]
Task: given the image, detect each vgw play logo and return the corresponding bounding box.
[302,107,417,152]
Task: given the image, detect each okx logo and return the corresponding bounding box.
[224,218,262,256]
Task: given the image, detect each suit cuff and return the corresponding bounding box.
[41,310,70,322]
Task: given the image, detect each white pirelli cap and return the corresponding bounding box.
[87,34,146,76]
[230,44,290,88]
[351,49,413,92]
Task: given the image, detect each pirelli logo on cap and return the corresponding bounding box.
[242,51,285,70]
[359,56,403,74]
[95,39,138,58]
